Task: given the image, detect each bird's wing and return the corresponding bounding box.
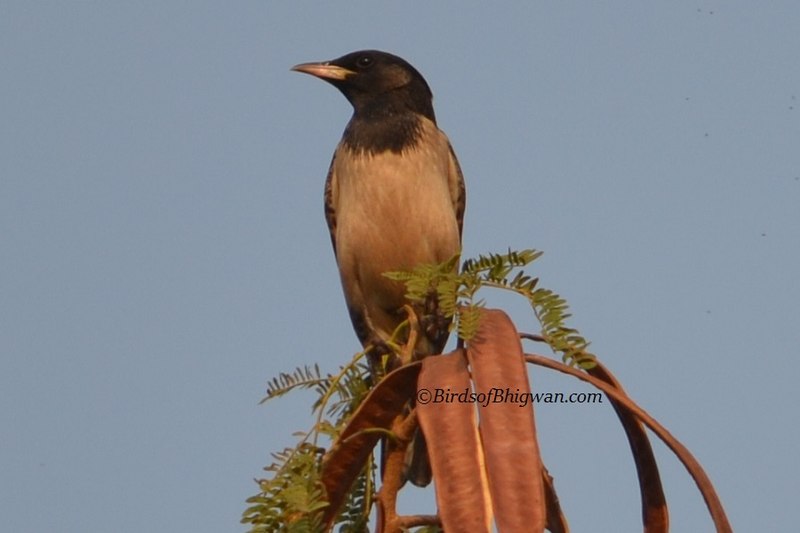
[323,150,338,257]
[447,143,466,238]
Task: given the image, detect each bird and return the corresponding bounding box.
[292,50,466,487]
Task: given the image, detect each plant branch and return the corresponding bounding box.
[524,352,731,533]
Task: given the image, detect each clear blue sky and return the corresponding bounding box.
[2,2,798,531]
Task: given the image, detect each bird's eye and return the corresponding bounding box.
[356,56,374,69]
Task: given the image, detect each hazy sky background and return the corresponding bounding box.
[2,2,798,531]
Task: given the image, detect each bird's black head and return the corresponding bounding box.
[292,50,436,124]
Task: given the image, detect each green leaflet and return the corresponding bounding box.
[385,249,596,367]
[244,355,373,531]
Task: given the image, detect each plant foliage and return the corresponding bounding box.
[386,249,596,367]
[244,248,595,531]
[242,357,373,531]
[242,443,327,532]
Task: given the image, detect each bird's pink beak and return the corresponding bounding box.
[291,62,355,81]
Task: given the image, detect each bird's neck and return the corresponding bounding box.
[342,111,427,155]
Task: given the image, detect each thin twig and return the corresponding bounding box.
[519,331,547,343]
[395,514,441,528]
[376,409,419,532]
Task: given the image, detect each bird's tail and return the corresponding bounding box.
[404,428,432,487]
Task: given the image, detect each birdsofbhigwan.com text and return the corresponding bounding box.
[416,387,603,408]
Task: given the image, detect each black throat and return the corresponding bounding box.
[340,83,437,155]
[341,111,427,155]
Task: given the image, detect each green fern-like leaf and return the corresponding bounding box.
[457,301,484,341]
[318,361,370,421]
[245,351,373,532]
[261,364,328,404]
[335,459,375,532]
[241,443,328,531]
[388,248,595,367]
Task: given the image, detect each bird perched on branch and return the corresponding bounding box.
[292,50,466,487]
